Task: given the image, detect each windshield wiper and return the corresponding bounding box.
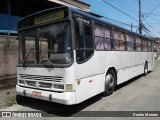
[23,48,33,66]
[44,59,55,68]
[40,50,55,68]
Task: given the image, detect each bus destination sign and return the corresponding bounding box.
[34,10,64,25]
[75,16,91,25]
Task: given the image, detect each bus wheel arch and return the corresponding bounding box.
[103,67,117,97]
[144,61,148,76]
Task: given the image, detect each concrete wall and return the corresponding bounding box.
[0,35,18,88]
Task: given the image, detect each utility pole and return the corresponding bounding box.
[139,0,142,34]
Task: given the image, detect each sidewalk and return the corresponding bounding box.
[0,87,16,109]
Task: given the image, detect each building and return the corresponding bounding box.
[154,38,160,59]
[48,0,90,12]
[0,0,90,35]
[0,0,90,88]
[154,38,160,49]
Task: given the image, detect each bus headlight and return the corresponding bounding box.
[66,84,73,91]
[53,84,73,91]
[54,84,64,89]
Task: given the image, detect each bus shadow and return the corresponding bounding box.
[17,93,103,117]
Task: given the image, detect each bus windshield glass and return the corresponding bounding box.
[19,22,72,65]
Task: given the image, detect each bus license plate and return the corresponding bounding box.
[32,91,41,97]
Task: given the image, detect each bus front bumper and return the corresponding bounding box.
[16,85,76,105]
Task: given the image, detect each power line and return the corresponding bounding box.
[91,9,138,29]
[101,0,139,22]
[144,24,160,26]
[144,3,160,19]
[101,16,138,28]
[99,0,159,37]
[143,29,155,37]
[144,23,159,33]
[143,13,160,17]
[142,26,156,37]
[149,16,160,22]
[146,23,160,25]
[112,0,139,15]
[143,18,159,36]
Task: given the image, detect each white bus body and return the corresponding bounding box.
[16,7,154,105]
[16,51,154,104]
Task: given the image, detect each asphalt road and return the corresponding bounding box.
[1,61,160,120]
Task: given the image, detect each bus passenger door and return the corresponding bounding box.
[75,15,100,103]
[74,16,104,103]
[75,16,94,79]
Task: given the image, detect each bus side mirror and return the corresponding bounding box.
[78,19,83,36]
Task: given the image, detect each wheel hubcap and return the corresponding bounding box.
[145,68,147,73]
[106,74,114,90]
[145,66,148,74]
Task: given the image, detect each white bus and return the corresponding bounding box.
[16,7,154,105]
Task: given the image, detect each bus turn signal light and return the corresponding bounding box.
[77,80,81,85]
[66,84,73,91]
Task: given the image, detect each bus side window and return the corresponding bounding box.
[143,39,148,52]
[76,23,94,63]
[94,23,111,51]
[126,33,135,51]
[113,29,126,51]
[136,37,142,51]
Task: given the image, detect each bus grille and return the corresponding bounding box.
[19,74,63,89]
[39,82,52,88]
[19,74,62,82]
[25,81,36,87]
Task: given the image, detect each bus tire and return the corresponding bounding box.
[103,70,116,97]
[144,62,148,76]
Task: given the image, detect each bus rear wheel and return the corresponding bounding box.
[144,62,148,76]
[103,70,116,97]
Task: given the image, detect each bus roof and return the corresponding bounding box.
[18,6,153,40]
[69,7,153,40]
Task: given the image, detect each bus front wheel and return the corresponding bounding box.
[103,70,116,97]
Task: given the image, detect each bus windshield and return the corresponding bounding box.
[19,22,72,65]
